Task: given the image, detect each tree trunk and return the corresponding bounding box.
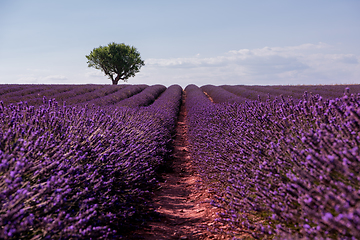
[112,75,120,85]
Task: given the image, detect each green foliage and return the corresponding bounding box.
[86,42,145,85]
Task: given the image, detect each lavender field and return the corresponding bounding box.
[1,84,360,239]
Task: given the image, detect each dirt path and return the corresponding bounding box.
[132,91,227,239]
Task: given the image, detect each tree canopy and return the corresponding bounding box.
[86,42,145,85]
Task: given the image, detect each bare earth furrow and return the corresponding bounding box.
[133,91,227,240]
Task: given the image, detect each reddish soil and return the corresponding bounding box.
[131,91,229,239]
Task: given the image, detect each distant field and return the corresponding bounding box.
[1,84,359,239]
[1,83,359,106]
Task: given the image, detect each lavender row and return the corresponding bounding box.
[114,84,167,108]
[144,85,183,135]
[0,85,54,104]
[244,85,341,100]
[0,93,181,239]
[186,85,360,239]
[288,84,360,96]
[0,85,32,96]
[40,85,104,104]
[0,85,76,106]
[0,85,48,98]
[221,85,271,102]
[64,84,129,106]
[0,85,104,107]
[240,85,301,100]
[82,84,148,107]
[200,85,248,104]
[221,84,360,102]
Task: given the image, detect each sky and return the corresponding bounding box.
[0,0,359,88]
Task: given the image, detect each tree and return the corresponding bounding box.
[86,42,145,85]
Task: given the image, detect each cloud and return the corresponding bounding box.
[42,75,67,81]
[145,43,332,69]
[26,68,50,73]
[84,70,106,78]
[16,75,40,84]
[8,74,68,84]
[139,43,360,86]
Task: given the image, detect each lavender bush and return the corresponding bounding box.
[0,85,182,239]
[145,84,183,135]
[47,85,104,104]
[0,85,31,96]
[186,85,360,239]
[200,85,247,103]
[115,84,166,108]
[221,84,360,103]
[2,83,359,239]
[0,85,53,106]
[0,85,74,106]
[64,84,128,106]
[221,85,271,102]
[84,84,148,107]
